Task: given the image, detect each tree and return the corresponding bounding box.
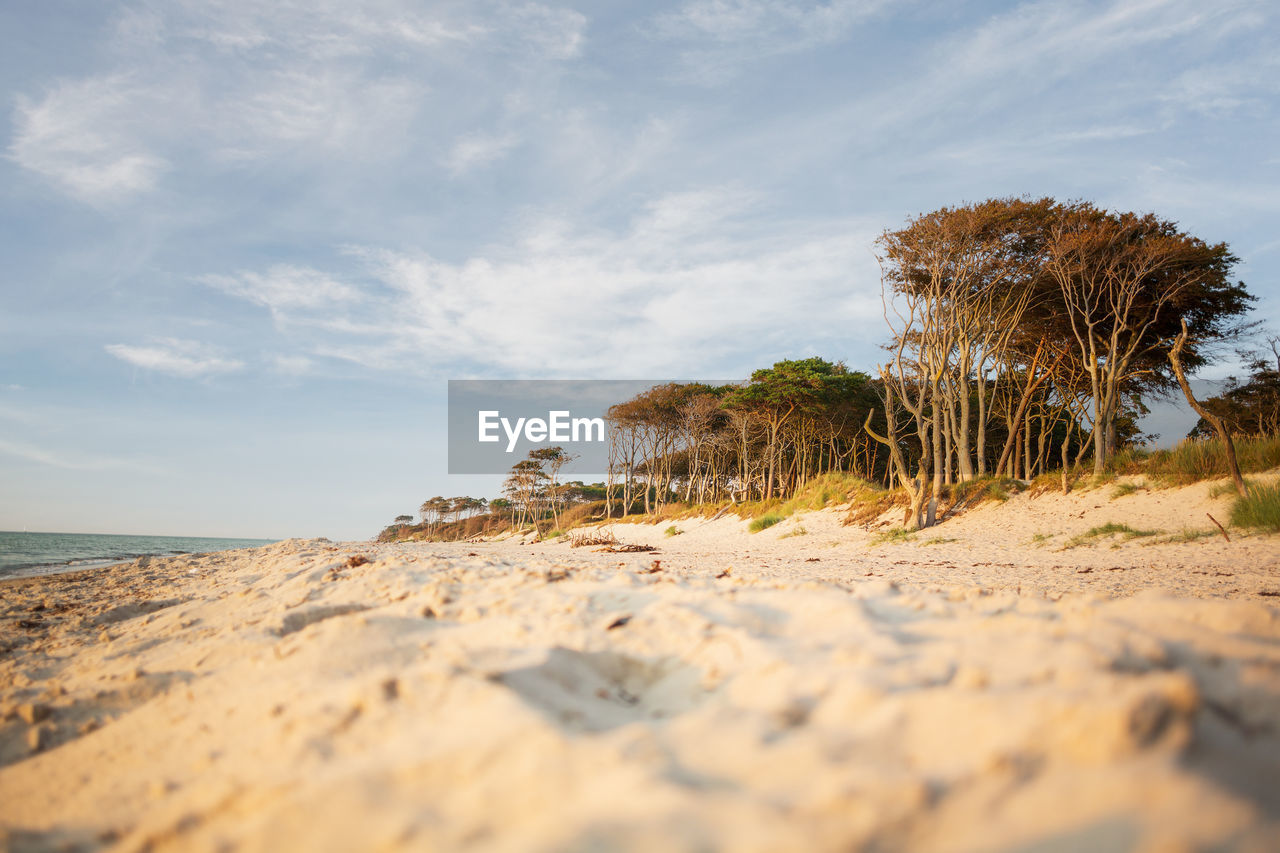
[723,358,852,500]
[502,460,546,530]
[1045,203,1249,474]
[1190,335,1280,438]
[1170,318,1249,498]
[528,446,575,530]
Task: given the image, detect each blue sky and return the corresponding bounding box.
[2,0,1277,540]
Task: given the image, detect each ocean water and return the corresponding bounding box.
[0,531,277,578]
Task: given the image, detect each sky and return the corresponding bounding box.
[1,0,1278,540]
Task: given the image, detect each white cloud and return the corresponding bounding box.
[659,0,884,43]
[198,264,363,313]
[140,0,487,58]
[653,0,895,81]
[104,338,245,378]
[207,187,883,377]
[8,1,588,204]
[444,131,519,176]
[273,355,313,375]
[502,3,587,60]
[8,75,169,203]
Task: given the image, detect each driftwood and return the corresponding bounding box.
[568,529,618,548]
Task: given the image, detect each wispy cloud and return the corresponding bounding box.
[198,264,363,313]
[8,1,588,204]
[443,131,519,176]
[8,74,169,203]
[652,0,896,82]
[203,187,883,376]
[272,355,313,375]
[104,338,245,378]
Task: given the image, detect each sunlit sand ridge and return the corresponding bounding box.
[2,479,1279,851]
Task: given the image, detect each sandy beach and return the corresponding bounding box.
[3,479,1279,852]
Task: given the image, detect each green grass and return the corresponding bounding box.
[664,525,683,537]
[920,536,958,546]
[778,525,808,539]
[1145,527,1217,545]
[871,526,917,545]
[1230,483,1280,533]
[941,476,1025,506]
[1134,435,1280,487]
[748,513,783,533]
[1110,481,1144,500]
[1028,531,1056,546]
[1063,522,1162,549]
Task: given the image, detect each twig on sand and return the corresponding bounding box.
[1206,513,1230,542]
[594,543,657,553]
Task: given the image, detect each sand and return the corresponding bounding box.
[2,477,1279,852]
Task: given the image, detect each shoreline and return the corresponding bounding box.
[2,483,1278,851]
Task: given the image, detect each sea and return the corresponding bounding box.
[0,531,278,579]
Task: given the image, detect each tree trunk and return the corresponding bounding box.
[1170,319,1249,498]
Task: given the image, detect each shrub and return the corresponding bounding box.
[664,525,683,537]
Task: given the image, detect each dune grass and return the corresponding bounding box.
[871,526,916,545]
[1123,435,1280,487]
[1110,481,1145,500]
[748,513,784,533]
[1145,527,1217,545]
[1063,522,1161,549]
[1230,483,1280,533]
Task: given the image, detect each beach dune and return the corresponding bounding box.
[2,482,1279,851]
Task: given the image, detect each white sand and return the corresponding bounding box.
[2,478,1279,851]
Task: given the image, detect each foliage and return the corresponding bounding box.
[1190,337,1280,438]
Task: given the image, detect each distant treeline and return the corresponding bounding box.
[381,196,1275,540]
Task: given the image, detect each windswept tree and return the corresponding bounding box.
[871,197,1251,510]
[502,460,546,530]
[1045,203,1249,474]
[528,446,575,530]
[1190,335,1280,438]
[722,358,862,500]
